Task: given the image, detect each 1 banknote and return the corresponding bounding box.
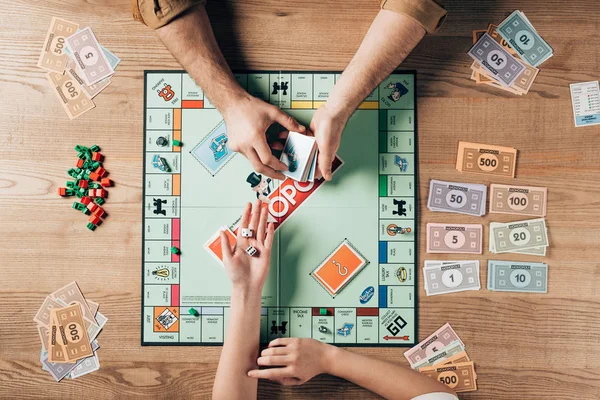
[70,353,100,379]
[467,33,525,87]
[424,261,481,296]
[471,29,509,88]
[489,184,547,217]
[404,323,464,365]
[474,25,517,90]
[55,297,104,341]
[51,281,97,324]
[51,304,93,363]
[64,42,121,70]
[456,141,517,178]
[87,300,99,316]
[488,260,548,293]
[427,180,487,216]
[88,311,108,342]
[412,340,465,370]
[37,17,79,73]
[419,362,478,392]
[65,27,115,85]
[426,223,483,254]
[497,10,553,67]
[490,218,549,253]
[47,71,95,119]
[34,296,63,326]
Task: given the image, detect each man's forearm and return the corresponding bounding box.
[327,10,425,120]
[325,347,456,400]
[156,5,247,113]
[213,288,262,400]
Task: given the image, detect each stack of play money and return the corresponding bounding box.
[426,223,483,254]
[34,282,107,382]
[456,141,517,178]
[489,218,549,256]
[489,184,547,217]
[427,180,487,217]
[468,10,552,95]
[404,323,477,392]
[487,260,548,293]
[37,18,120,119]
[423,261,481,296]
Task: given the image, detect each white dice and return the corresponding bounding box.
[241,228,254,238]
[245,246,258,257]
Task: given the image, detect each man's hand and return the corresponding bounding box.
[309,104,350,181]
[224,94,306,180]
[247,338,337,385]
[220,200,274,293]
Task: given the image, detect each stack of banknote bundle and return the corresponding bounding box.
[34,282,107,381]
[405,323,477,393]
[487,260,548,293]
[37,18,120,119]
[489,218,549,256]
[427,180,487,217]
[468,10,553,95]
[423,260,481,296]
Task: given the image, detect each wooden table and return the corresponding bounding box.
[1,0,599,398]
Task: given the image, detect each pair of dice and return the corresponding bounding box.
[241,229,258,256]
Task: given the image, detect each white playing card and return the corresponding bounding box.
[280,131,317,182]
[307,147,318,182]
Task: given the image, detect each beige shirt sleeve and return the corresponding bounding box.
[132,0,206,29]
[380,0,447,34]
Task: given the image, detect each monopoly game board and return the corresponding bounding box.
[142,70,418,346]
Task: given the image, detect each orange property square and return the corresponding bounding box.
[311,240,368,297]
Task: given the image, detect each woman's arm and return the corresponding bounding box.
[248,338,456,400]
[212,201,274,400]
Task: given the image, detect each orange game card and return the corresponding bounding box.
[311,240,368,297]
[204,226,236,264]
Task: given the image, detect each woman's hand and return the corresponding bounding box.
[220,200,274,293]
[247,338,337,386]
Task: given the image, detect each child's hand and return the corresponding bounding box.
[247,338,337,385]
[220,200,274,293]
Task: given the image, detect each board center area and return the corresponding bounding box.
[142,71,418,346]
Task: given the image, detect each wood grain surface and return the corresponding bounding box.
[0,0,599,399]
